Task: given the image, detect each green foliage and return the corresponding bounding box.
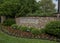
[31,28,41,35]
[11,24,43,35]
[40,29,46,34]
[11,24,18,29]
[36,0,56,16]
[0,0,3,4]
[3,19,16,26]
[0,0,55,17]
[19,26,29,32]
[11,24,32,32]
[0,0,56,17]
[45,21,60,38]
[0,0,38,17]
[24,0,56,17]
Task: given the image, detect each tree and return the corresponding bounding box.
[37,0,56,16]
[0,0,38,23]
[0,0,38,17]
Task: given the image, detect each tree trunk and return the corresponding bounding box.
[1,16,6,24]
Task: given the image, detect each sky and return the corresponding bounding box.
[36,0,58,9]
[53,0,58,9]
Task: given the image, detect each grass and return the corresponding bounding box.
[0,31,59,43]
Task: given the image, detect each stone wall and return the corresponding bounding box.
[16,17,60,28]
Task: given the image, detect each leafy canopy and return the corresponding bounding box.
[0,0,38,17]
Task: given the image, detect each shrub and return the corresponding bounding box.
[11,24,18,30]
[45,21,60,38]
[3,19,16,26]
[40,29,46,34]
[19,26,31,32]
[31,28,41,35]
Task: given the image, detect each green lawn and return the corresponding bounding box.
[0,31,58,43]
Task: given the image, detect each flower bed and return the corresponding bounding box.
[1,26,57,41]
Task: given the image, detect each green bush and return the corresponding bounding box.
[3,19,16,26]
[45,21,60,38]
[40,29,46,34]
[31,28,41,35]
[11,24,18,29]
[20,26,30,32]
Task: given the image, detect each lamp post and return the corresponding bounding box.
[58,0,60,13]
[57,0,60,19]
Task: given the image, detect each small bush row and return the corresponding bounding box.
[11,24,43,35]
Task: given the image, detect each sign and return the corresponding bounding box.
[19,18,39,24]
